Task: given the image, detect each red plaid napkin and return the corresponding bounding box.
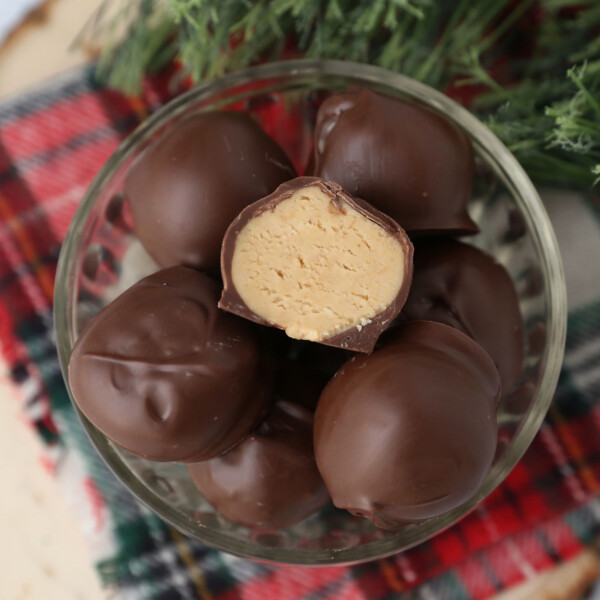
[1,67,600,600]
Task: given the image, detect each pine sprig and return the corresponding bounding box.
[91,0,177,95]
[86,0,600,189]
[470,2,600,189]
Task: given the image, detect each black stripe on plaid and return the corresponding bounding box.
[1,118,140,185]
[0,70,93,124]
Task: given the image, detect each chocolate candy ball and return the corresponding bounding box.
[314,321,499,529]
[125,111,295,273]
[68,266,272,462]
[310,89,477,234]
[220,177,413,353]
[188,401,329,530]
[403,240,523,393]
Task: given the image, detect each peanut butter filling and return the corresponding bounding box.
[230,185,407,342]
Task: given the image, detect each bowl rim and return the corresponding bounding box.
[54,58,567,565]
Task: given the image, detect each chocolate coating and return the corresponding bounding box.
[188,401,329,530]
[68,266,272,462]
[220,176,413,353]
[314,321,499,528]
[310,89,477,234]
[403,240,523,392]
[125,111,295,273]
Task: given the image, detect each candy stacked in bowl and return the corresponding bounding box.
[55,61,565,564]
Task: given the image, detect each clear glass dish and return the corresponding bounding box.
[54,59,567,565]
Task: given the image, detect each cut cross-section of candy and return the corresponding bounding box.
[219,177,414,353]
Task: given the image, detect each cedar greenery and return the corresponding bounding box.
[87,0,600,189]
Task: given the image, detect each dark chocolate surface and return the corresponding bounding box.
[402,240,523,393]
[273,358,330,412]
[68,266,272,462]
[309,89,477,234]
[314,320,499,528]
[188,400,329,530]
[294,339,353,377]
[271,336,353,412]
[125,111,295,273]
[219,176,414,353]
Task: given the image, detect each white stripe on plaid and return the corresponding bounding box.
[571,369,600,393]
[475,504,537,579]
[397,553,419,584]
[564,338,600,371]
[538,424,589,504]
[0,184,86,240]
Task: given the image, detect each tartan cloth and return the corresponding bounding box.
[1,67,600,600]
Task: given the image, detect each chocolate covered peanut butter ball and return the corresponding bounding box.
[403,240,523,392]
[220,177,413,353]
[310,89,477,234]
[188,400,329,530]
[125,111,295,273]
[68,266,272,462]
[314,321,499,528]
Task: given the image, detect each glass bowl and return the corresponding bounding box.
[54,59,567,565]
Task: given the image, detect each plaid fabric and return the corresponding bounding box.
[1,67,600,600]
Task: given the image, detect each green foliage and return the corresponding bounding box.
[89,0,600,189]
[474,9,600,189]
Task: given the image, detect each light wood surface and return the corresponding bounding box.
[0,0,98,98]
[494,549,600,600]
[0,2,107,598]
[0,374,106,599]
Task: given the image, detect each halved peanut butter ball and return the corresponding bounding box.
[220,177,413,353]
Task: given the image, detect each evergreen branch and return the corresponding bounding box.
[81,0,600,189]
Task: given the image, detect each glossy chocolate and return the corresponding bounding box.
[310,89,477,234]
[314,321,499,528]
[68,266,272,462]
[125,111,295,273]
[403,240,523,392]
[188,401,329,530]
[220,176,413,353]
